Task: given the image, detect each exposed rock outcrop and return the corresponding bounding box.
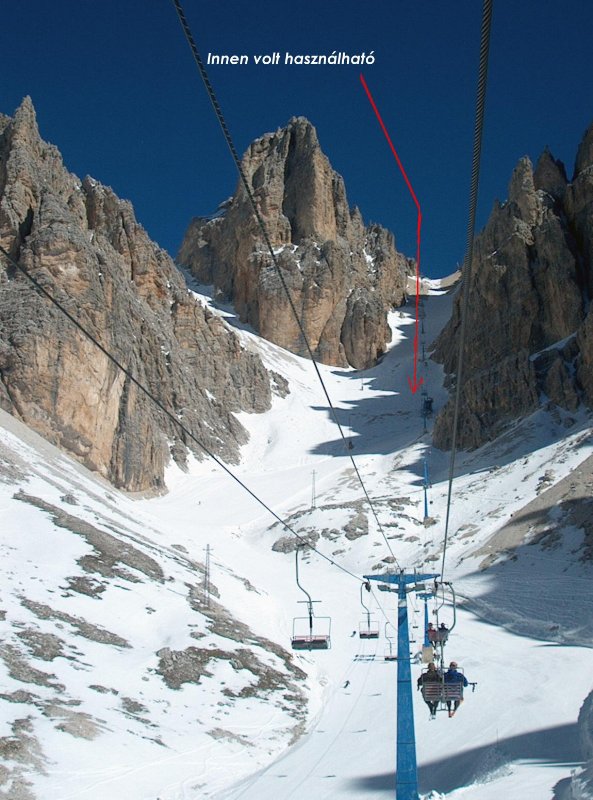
[0,98,273,491]
[433,122,593,449]
[178,117,409,369]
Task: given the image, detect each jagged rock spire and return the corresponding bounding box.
[432,126,593,450]
[178,117,410,369]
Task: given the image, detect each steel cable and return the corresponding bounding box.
[440,0,494,580]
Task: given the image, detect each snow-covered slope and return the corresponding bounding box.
[0,413,308,800]
[1,285,593,800]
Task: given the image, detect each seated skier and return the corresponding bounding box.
[427,623,438,645]
[437,622,450,643]
[417,662,442,717]
[444,661,469,717]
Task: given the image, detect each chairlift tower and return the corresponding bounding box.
[422,457,430,521]
[203,544,211,607]
[421,388,428,434]
[417,590,434,648]
[365,570,439,800]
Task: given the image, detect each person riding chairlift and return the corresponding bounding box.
[427,623,438,645]
[417,662,442,717]
[444,661,468,717]
[437,622,450,643]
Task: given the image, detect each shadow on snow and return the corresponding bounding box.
[349,721,582,796]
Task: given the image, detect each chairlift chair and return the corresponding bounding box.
[290,546,331,651]
[384,622,397,661]
[418,665,468,712]
[384,642,397,661]
[359,581,380,639]
[359,619,380,639]
[431,580,457,660]
[292,615,331,650]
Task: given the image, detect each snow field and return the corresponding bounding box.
[1,282,593,798]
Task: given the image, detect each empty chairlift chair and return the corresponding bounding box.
[291,546,331,651]
[291,615,331,651]
[384,622,397,661]
[359,581,380,639]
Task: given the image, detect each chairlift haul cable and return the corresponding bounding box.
[170,0,401,569]
[440,0,493,581]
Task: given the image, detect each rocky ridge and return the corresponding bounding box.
[178,117,410,369]
[433,122,593,449]
[0,98,276,491]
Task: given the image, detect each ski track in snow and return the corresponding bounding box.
[1,286,593,799]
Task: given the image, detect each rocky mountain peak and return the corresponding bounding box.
[241,115,350,246]
[566,122,593,293]
[0,98,276,491]
[13,94,37,129]
[574,121,593,177]
[533,147,568,199]
[178,117,409,369]
[4,95,40,153]
[433,124,593,450]
[508,156,540,227]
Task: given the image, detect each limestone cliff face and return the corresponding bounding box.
[0,98,273,491]
[433,123,593,449]
[566,122,593,294]
[178,117,409,369]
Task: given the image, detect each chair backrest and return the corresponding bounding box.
[420,682,464,701]
[443,683,463,700]
[292,615,331,650]
[359,620,380,638]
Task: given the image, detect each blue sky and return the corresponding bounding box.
[2,1,592,277]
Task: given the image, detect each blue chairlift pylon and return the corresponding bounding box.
[366,569,439,800]
[417,589,435,663]
[422,457,431,521]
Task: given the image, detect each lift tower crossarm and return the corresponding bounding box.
[417,591,434,648]
[364,571,439,800]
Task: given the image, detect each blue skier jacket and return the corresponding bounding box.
[444,669,468,686]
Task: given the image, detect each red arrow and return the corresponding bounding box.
[359,74,424,394]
